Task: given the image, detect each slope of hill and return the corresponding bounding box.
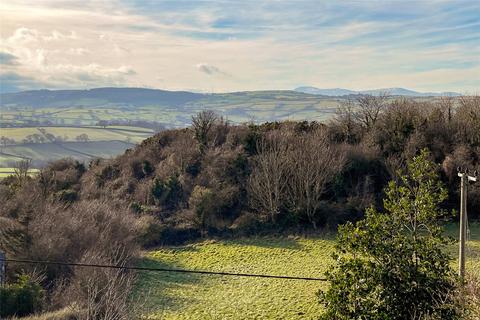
[294,86,461,97]
[1,87,461,110]
[0,87,204,107]
[0,89,343,126]
[294,87,356,96]
[0,87,461,169]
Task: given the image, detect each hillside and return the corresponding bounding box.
[1,96,479,319]
[294,86,461,97]
[0,87,204,108]
[0,89,343,126]
[0,89,345,167]
[0,126,152,167]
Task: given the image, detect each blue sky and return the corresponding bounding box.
[0,0,479,93]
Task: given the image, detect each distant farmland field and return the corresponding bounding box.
[0,125,154,167]
[0,91,345,169]
[0,126,153,143]
[1,91,445,171]
[0,140,137,167]
[0,167,39,178]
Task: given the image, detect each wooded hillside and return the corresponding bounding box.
[0,95,479,317]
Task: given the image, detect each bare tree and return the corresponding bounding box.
[0,136,15,148]
[354,92,389,129]
[13,159,32,187]
[247,132,290,222]
[333,100,358,143]
[455,95,480,146]
[191,110,218,153]
[438,96,454,124]
[67,247,138,320]
[76,133,90,142]
[37,168,56,200]
[287,129,346,229]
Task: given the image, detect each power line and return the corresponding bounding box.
[0,258,327,282]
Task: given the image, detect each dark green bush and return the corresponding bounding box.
[55,189,78,203]
[0,274,45,318]
[95,164,120,186]
[151,176,182,209]
[131,160,155,179]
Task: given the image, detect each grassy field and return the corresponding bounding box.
[0,126,153,143]
[0,140,135,167]
[0,125,153,168]
[0,92,343,128]
[0,167,39,178]
[136,223,480,319]
[0,91,346,168]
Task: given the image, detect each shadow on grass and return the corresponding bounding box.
[444,222,480,240]
[134,257,205,315]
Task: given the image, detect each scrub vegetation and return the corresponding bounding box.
[0,94,479,319]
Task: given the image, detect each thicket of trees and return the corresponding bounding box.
[320,150,463,319]
[0,95,479,317]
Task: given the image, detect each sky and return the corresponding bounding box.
[0,0,479,93]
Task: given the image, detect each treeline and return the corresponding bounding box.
[0,95,479,317]
[96,119,167,132]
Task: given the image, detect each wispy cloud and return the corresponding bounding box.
[196,63,229,76]
[0,0,478,93]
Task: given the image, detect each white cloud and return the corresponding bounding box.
[42,30,77,42]
[7,27,40,43]
[0,0,478,92]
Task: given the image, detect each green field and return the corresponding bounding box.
[0,167,39,178]
[136,223,480,319]
[0,140,136,167]
[0,125,154,168]
[0,91,343,128]
[0,92,452,172]
[0,93,341,168]
[0,126,153,143]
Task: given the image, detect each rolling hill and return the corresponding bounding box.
[0,87,461,169]
[294,86,461,97]
[0,87,204,108]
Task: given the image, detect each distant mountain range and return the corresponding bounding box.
[0,86,462,108]
[294,86,461,97]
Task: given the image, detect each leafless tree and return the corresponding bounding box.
[76,133,90,142]
[37,167,56,200]
[247,132,290,222]
[0,216,25,255]
[287,129,346,229]
[13,159,32,187]
[167,130,198,173]
[438,96,454,124]
[66,247,138,320]
[333,100,358,143]
[0,136,15,148]
[354,92,389,129]
[191,110,218,153]
[455,95,480,146]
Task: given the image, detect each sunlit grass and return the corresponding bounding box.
[0,167,39,178]
[136,223,480,319]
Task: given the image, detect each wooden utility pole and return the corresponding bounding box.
[457,169,477,279]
